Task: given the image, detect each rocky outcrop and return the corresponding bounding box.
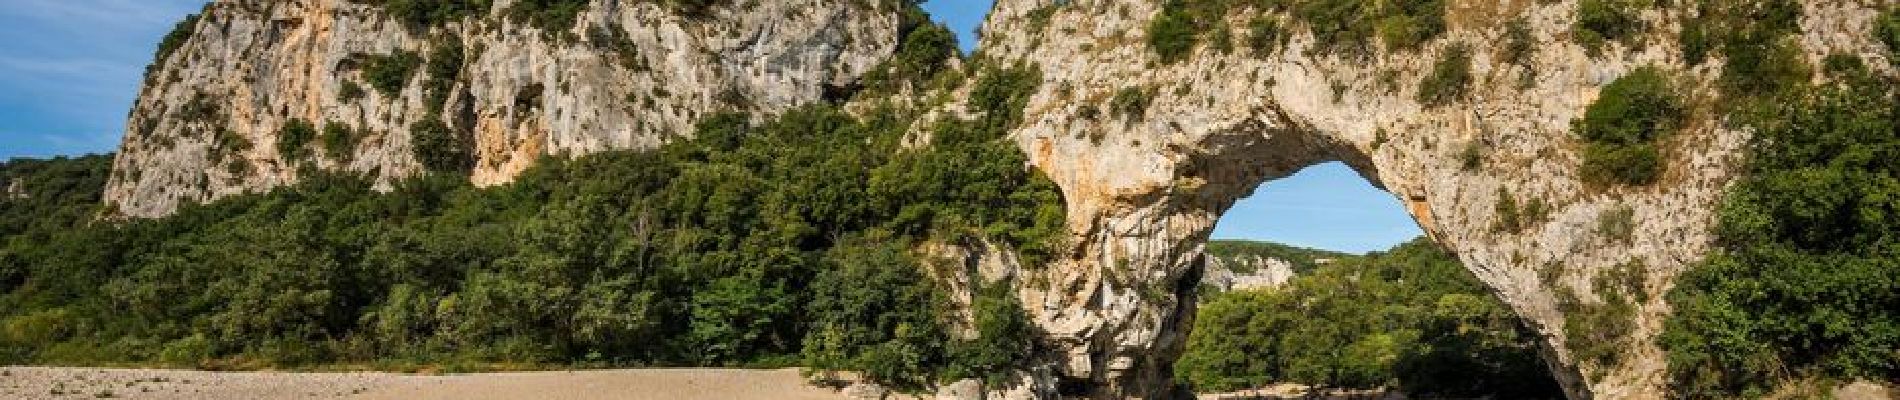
[104,0,902,218]
[1199,254,1297,292]
[964,0,1895,398]
[4,179,24,200]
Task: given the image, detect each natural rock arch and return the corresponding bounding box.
[965,1,1891,398]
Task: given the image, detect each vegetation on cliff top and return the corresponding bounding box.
[1203,239,1341,274]
[1145,0,1447,63]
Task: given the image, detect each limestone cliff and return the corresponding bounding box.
[1197,240,1336,292]
[104,0,902,218]
[963,0,1895,398]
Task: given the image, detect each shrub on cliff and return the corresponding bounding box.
[1415,44,1472,108]
[151,14,200,68]
[1881,8,1900,56]
[507,0,588,33]
[409,118,470,173]
[277,118,318,161]
[1148,3,1200,64]
[360,51,422,96]
[320,122,359,162]
[1574,66,1681,186]
[1573,0,1641,56]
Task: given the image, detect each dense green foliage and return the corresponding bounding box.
[0,77,1062,392]
[0,156,111,242]
[424,41,467,114]
[1414,44,1471,108]
[1573,66,1680,186]
[360,51,422,97]
[891,23,956,83]
[859,17,960,95]
[0,156,116,359]
[965,64,1043,138]
[277,119,318,161]
[1882,8,1900,57]
[1660,69,1900,397]
[1177,239,1561,398]
[409,118,471,174]
[1147,1,1202,64]
[1202,240,1341,275]
[320,122,361,162]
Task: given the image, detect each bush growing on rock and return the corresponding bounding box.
[1881,8,1900,56]
[409,118,469,173]
[360,51,422,96]
[1574,65,1680,186]
[320,122,359,162]
[1573,0,1642,56]
[1415,44,1472,108]
[151,14,200,69]
[277,119,317,161]
[1148,2,1200,64]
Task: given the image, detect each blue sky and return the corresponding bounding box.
[0,0,207,159]
[1209,162,1423,254]
[921,0,989,52]
[0,0,1418,253]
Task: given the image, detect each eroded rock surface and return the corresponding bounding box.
[105,0,900,218]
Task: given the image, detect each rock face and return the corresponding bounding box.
[104,0,901,218]
[968,0,1893,398]
[1199,254,1297,292]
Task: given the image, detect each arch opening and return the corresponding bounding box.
[1178,161,1567,397]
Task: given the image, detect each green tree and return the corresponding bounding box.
[1661,76,1900,398]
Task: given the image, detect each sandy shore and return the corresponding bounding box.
[0,366,848,400]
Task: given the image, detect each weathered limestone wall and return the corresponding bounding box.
[104,0,901,218]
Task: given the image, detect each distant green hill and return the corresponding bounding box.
[1204,239,1344,275]
[1179,238,1563,398]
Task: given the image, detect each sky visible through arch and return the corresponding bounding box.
[0,0,1419,254]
